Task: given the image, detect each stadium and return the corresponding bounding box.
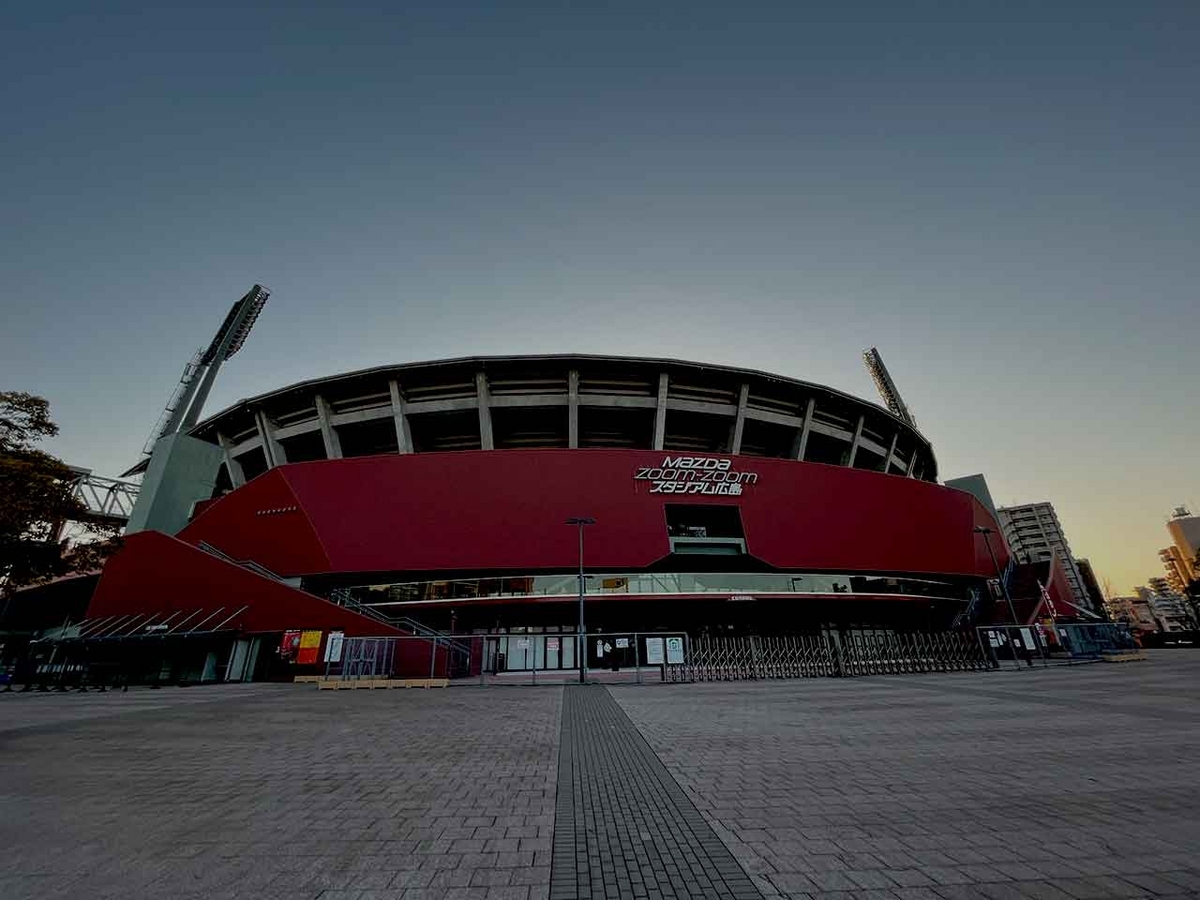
[72,332,1025,682]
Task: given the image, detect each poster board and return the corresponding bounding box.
[644,637,664,665]
[323,631,345,663]
[665,636,685,664]
[280,630,302,661]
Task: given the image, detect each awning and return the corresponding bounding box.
[42,606,250,643]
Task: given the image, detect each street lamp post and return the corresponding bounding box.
[566,517,596,684]
[974,526,1019,625]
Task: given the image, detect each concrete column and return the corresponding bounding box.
[388,380,413,453]
[885,431,900,474]
[216,432,245,487]
[476,372,494,450]
[729,383,749,455]
[568,369,580,449]
[652,373,668,451]
[794,398,815,460]
[847,415,865,467]
[254,410,286,468]
[314,395,343,459]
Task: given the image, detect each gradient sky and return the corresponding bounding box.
[2,3,1197,593]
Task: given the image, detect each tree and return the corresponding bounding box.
[0,392,119,596]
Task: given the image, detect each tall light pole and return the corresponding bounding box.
[566,517,596,684]
[974,526,1019,625]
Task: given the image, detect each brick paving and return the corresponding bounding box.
[552,684,761,900]
[613,653,1200,900]
[2,653,1199,900]
[0,685,560,900]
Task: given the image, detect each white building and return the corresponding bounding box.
[1136,585,1194,632]
[1159,546,1191,594]
[998,501,1091,614]
[1165,507,1200,583]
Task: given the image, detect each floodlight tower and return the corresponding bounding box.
[130,285,269,473]
[862,347,916,427]
[122,285,269,535]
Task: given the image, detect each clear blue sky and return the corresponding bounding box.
[2,2,1197,592]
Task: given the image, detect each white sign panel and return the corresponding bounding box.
[547,637,560,651]
[666,636,685,665]
[1020,628,1038,651]
[323,631,345,663]
[644,637,664,665]
[615,638,629,649]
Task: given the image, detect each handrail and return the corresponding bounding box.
[391,615,471,655]
[329,589,471,654]
[197,541,284,582]
[196,545,467,652]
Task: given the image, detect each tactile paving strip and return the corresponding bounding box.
[551,684,763,900]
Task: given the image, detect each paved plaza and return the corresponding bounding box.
[1,653,1198,900]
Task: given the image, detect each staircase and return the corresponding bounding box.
[328,588,471,654]
[195,542,471,654]
[196,541,285,582]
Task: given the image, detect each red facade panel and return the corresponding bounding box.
[1046,554,1076,616]
[90,531,397,636]
[182,468,331,574]
[178,449,1009,579]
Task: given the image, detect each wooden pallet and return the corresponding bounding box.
[1102,650,1147,663]
[314,678,450,690]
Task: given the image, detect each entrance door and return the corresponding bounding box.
[507,636,530,670]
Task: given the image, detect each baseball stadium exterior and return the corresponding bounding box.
[79,354,1033,682]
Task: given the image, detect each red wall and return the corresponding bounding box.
[90,531,398,636]
[179,449,1009,579]
[179,467,332,575]
[1047,554,1077,616]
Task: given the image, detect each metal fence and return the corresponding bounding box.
[977,622,1138,668]
[6,622,1143,693]
[317,632,691,686]
[312,628,995,686]
[666,629,990,682]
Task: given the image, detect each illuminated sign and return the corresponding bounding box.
[634,455,759,495]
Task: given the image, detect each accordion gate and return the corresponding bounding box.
[666,630,989,682]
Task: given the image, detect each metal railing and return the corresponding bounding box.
[977,622,1138,668]
[327,589,470,655]
[196,541,284,582]
[312,628,996,686]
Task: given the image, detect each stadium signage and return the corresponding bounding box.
[634,455,759,495]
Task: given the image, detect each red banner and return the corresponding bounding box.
[297,630,322,665]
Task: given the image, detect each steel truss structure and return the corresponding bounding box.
[67,471,140,525]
